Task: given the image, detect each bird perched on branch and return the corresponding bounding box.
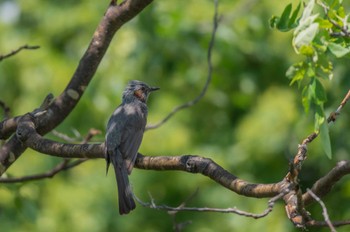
[105,80,159,215]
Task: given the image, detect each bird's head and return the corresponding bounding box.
[122,80,159,103]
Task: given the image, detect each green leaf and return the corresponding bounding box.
[299,0,315,23]
[310,78,327,103]
[293,22,319,53]
[315,55,333,80]
[317,19,333,29]
[299,45,314,56]
[328,42,350,58]
[269,3,301,31]
[314,104,325,131]
[286,62,305,85]
[277,4,292,31]
[289,2,301,27]
[315,79,327,102]
[302,85,311,113]
[269,16,279,28]
[292,0,320,53]
[320,120,332,159]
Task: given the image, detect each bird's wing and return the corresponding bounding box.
[105,106,125,153]
[119,113,145,174]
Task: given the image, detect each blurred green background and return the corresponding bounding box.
[1,0,350,231]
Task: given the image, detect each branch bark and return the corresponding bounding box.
[1,107,286,197]
[0,0,153,175]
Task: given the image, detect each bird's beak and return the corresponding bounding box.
[150,86,160,92]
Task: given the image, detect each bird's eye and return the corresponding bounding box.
[140,86,146,91]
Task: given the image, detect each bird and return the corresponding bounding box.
[105,80,159,215]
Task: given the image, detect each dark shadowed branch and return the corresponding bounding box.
[303,160,350,205]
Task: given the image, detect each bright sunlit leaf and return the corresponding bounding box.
[328,42,350,58]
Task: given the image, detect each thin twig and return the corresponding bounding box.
[168,189,197,232]
[306,189,336,232]
[329,89,350,122]
[287,89,350,182]
[51,130,79,143]
[146,0,220,130]
[0,159,86,183]
[0,45,40,61]
[135,190,287,218]
[284,89,350,227]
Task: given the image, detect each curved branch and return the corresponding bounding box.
[0,0,153,174]
[135,154,284,198]
[7,111,285,198]
[303,160,350,205]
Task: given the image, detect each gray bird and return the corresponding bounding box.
[105,80,159,215]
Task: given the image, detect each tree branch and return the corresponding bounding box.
[0,128,100,183]
[0,0,153,175]
[306,189,336,232]
[303,160,350,205]
[0,159,85,183]
[0,45,40,62]
[136,189,288,218]
[283,89,350,228]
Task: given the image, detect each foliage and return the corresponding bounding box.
[271,0,350,159]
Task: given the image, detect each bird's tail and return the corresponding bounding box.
[110,151,136,215]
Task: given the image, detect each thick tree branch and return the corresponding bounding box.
[5,108,286,197]
[0,0,153,175]
[0,128,100,183]
[135,154,285,198]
